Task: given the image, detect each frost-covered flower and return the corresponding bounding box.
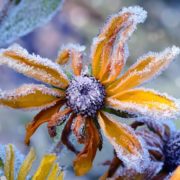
[0,144,63,180]
[164,131,180,172]
[0,6,180,176]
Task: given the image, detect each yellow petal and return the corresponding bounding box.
[17,148,36,180]
[0,44,69,88]
[107,46,180,95]
[0,84,64,110]
[56,44,85,76]
[4,144,15,180]
[25,101,64,145]
[98,112,147,170]
[47,163,62,180]
[91,7,147,82]
[32,154,57,180]
[106,88,180,120]
[73,118,101,176]
[170,166,180,180]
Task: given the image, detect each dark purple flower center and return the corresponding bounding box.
[66,76,105,117]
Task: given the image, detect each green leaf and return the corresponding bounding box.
[103,107,137,118]
[0,0,63,46]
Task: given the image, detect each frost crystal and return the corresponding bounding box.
[66,76,105,117]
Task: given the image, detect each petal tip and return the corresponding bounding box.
[121,6,147,24]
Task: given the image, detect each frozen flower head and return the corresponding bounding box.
[0,6,180,176]
[0,144,63,179]
[164,131,180,172]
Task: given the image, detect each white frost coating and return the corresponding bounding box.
[60,43,86,53]
[0,44,68,87]
[113,46,180,91]
[107,88,180,120]
[90,6,147,65]
[0,84,63,110]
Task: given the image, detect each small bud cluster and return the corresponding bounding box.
[66,76,105,117]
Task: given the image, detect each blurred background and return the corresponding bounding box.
[0,0,180,178]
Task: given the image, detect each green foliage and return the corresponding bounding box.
[0,0,63,46]
[0,158,4,169]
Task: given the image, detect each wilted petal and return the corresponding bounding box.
[17,148,36,180]
[107,46,180,95]
[170,166,180,180]
[0,84,64,110]
[32,154,57,179]
[91,6,147,81]
[73,118,101,176]
[56,44,85,76]
[98,112,148,172]
[106,88,180,120]
[25,101,64,145]
[0,44,69,88]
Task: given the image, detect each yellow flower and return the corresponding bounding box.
[0,144,63,180]
[0,6,180,176]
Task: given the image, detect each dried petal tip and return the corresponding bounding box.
[121,6,147,24]
[164,131,180,172]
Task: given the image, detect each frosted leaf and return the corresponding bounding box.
[0,44,69,88]
[106,88,180,120]
[0,0,63,46]
[0,84,64,110]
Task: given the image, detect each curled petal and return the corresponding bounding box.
[72,115,86,143]
[98,111,149,172]
[91,6,147,81]
[0,84,64,110]
[56,44,85,76]
[106,88,180,120]
[17,148,36,180]
[25,101,64,145]
[47,107,72,137]
[170,166,180,180]
[0,44,69,88]
[73,118,101,176]
[107,46,180,95]
[61,113,78,154]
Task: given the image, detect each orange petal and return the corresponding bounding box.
[98,111,147,171]
[25,101,64,145]
[0,84,64,110]
[56,44,85,76]
[61,113,78,154]
[47,107,72,137]
[106,88,180,120]
[91,6,147,81]
[170,166,180,180]
[73,118,101,176]
[107,46,180,95]
[0,44,69,88]
[72,115,86,143]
